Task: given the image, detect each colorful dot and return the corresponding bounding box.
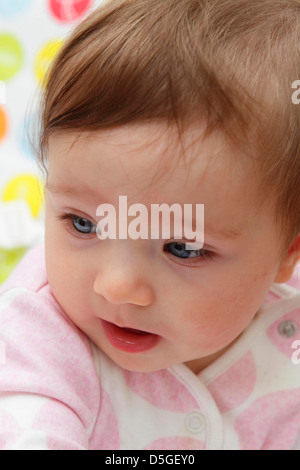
[19,113,36,159]
[0,33,23,82]
[34,39,64,87]
[0,0,32,18]
[2,174,44,218]
[0,105,8,142]
[48,0,93,23]
[0,247,27,285]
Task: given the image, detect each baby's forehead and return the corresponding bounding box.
[48,121,251,173]
[47,123,258,212]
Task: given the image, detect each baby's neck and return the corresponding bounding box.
[184,336,241,374]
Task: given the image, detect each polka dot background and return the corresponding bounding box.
[0,0,103,283]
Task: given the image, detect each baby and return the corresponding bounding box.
[0,0,300,450]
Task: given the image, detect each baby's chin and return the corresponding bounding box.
[109,354,171,373]
[100,346,181,374]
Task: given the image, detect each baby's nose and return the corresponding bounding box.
[93,261,154,306]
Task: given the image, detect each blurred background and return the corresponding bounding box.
[0,0,103,284]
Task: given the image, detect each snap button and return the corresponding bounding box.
[185,412,206,434]
[278,320,298,338]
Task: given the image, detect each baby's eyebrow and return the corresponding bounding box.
[46,182,99,198]
[46,182,72,195]
[204,226,242,240]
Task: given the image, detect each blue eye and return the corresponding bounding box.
[72,216,96,234]
[164,242,213,266]
[164,242,204,258]
[58,213,97,236]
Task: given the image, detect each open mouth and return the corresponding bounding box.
[122,327,149,335]
[101,320,160,353]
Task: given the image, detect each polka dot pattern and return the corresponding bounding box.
[207,351,257,413]
[235,389,300,450]
[33,399,89,450]
[123,368,199,413]
[0,409,23,449]
[143,437,205,450]
[89,388,120,450]
[0,0,95,155]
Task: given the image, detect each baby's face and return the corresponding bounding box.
[45,122,285,373]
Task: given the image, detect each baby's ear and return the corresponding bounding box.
[274,234,300,284]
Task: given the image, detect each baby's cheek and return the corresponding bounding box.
[181,306,233,350]
[183,289,256,347]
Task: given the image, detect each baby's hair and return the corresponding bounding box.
[33,0,300,260]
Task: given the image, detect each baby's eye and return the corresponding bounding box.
[58,213,97,237]
[164,241,213,266]
[164,242,202,258]
[72,216,96,234]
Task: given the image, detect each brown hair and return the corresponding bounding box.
[32,0,300,259]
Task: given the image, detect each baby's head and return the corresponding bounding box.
[35,0,300,373]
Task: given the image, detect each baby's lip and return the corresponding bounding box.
[101,317,155,335]
[100,320,160,353]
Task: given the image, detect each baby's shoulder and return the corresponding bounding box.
[0,243,88,352]
[0,246,98,392]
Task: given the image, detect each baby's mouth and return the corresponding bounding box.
[101,320,160,353]
[121,327,149,335]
